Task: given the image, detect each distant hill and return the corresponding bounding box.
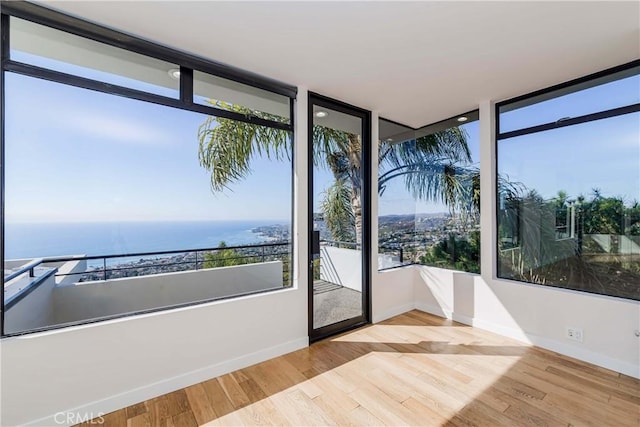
[378,213,449,224]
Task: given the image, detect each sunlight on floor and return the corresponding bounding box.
[204,322,526,426]
[96,311,637,426]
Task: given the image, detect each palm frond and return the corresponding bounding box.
[416,127,472,163]
[377,125,477,216]
[312,124,353,169]
[198,101,291,192]
[320,179,355,242]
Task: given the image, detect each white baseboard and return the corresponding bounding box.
[384,298,638,379]
[468,317,532,343]
[445,313,639,380]
[451,312,474,326]
[526,331,639,379]
[25,337,309,427]
[372,302,415,323]
[414,301,453,320]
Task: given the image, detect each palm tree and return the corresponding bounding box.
[378,129,478,233]
[198,102,475,245]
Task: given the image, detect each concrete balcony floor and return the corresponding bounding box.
[313,280,362,329]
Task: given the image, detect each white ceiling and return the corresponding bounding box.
[38,1,639,128]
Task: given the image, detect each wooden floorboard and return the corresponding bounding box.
[77,310,640,426]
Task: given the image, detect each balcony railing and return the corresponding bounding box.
[44,241,291,282]
[4,241,293,335]
[3,259,58,309]
[3,258,44,282]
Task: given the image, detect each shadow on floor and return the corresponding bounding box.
[81,310,640,427]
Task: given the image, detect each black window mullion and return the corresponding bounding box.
[190,103,292,131]
[497,103,640,140]
[1,14,9,62]
[1,6,296,124]
[0,13,8,337]
[180,66,193,105]
[0,1,297,99]
[289,98,295,131]
[497,60,640,114]
[4,61,292,131]
[496,60,639,138]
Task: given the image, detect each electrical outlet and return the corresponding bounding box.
[567,327,583,342]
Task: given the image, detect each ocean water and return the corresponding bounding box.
[4,220,287,259]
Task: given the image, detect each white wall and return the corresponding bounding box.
[588,234,640,254]
[370,111,421,325]
[1,288,307,426]
[375,255,639,379]
[319,246,361,292]
[371,100,639,380]
[0,88,310,427]
[369,110,419,324]
[413,266,455,319]
[54,262,283,323]
[413,266,640,378]
[407,101,639,379]
[372,266,415,323]
[47,259,87,286]
[405,100,640,379]
[4,273,57,335]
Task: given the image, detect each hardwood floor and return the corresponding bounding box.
[79,310,639,426]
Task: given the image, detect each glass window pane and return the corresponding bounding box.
[499,69,639,134]
[497,112,640,300]
[379,119,414,144]
[10,17,180,97]
[3,72,292,334]
[378,117,480,273]
[194,70,290,123]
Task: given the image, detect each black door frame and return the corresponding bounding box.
[307,92,372,343]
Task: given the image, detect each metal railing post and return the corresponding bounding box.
[3,258,44,283]
[399,248,404,264]
[195,252,199,270]
[103,258,107,281]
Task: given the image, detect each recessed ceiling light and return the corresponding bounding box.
[168,68,181,80]
[315,111,328,118]
[457,116,468,122]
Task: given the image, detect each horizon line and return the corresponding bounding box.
[4,219,292,225]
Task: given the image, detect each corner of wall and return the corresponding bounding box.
[372,266,415,323]
[411,264,640,379]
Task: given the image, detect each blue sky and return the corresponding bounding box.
[498,111,639,203]
[5,73,292,223]
[498,74,639,204]
[4,52,639,223]
[499,74,639,133]
[378,121,481,216]
[380,74,639,216]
